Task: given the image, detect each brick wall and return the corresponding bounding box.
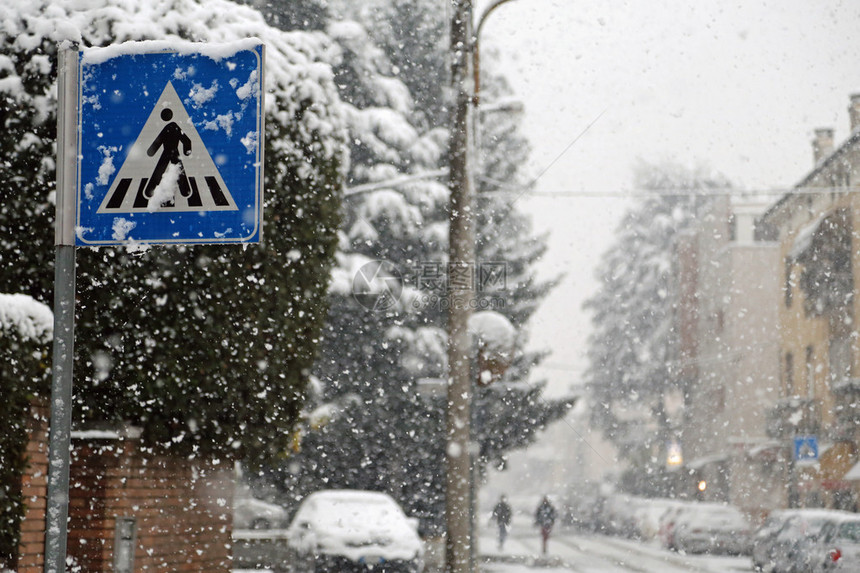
[17,400,49,573]
[17,402,234,572]
[67,436,233,572]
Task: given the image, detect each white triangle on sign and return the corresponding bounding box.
[97,81,238,214]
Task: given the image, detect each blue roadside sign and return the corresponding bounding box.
[794,435,819,463]
[74,40,264,245]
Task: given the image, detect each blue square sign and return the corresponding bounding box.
[794,435,819,463]
[73,40,264,245]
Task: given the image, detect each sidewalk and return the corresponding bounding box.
[416,526,569,572]
[478,527,568,570]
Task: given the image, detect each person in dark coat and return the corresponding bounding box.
[491,494,513,550]
[534,495,557,555]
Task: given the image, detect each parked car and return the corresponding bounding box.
[285,489,424,572]
[752,509,798,572]
[599,493,637,537]
[659,502,695,551]
[673,504,752,555]
[234,496,288,530]
[770,509,847,573]
[811,513,860,571]
[632,498,682,541]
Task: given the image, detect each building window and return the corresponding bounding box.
[785,352,795,396]
[713,385,725,413]
[784,259,793,308]
[806,345,815,399]
[755,218,777,242]
[829,337,851,389]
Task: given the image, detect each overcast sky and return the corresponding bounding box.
[474,0,860,397]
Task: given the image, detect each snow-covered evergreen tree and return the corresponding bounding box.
[583,161,731,495]
[257,11,455,528]
[255,0,571,533]
[0,0,348,467]
[0,295,52,565]
[248,0,330,32]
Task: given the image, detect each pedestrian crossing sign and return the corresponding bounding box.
[794,435,819,463]
[73,40,264,245]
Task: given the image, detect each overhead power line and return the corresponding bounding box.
[345,170,859,200]
[487,185,860,199]
[343,169,448,197]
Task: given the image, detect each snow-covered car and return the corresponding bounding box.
[632,498,682,541]
[285,489,424,572]
[810,513,860,572]
[673,504,752,555]
[770,509,848,573]
[752,509,798,572]
[234,496,289,530]
[600,493,638,537]
[659,502,700,550]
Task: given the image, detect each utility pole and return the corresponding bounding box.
[445,0,476,572]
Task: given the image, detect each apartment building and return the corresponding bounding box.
[755,94,860,511]
[676,194,783,518]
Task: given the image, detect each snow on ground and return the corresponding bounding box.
[229,523,754,573]
[477,516,753,572]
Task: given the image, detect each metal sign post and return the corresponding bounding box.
[45,41,264,572]
[45,47,79,573]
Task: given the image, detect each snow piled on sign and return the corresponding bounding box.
[0,293,53,344]
[0,0,348,176]
[112,217,138,240]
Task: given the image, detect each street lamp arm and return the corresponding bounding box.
[476,0,520,39]
[473,0,521,107]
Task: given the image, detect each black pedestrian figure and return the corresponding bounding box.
[534,495,557,555]
[491,494,512,551]
[144,107,192,202]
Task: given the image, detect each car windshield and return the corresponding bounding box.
[758,516,786,536]
[776,515,836,543]
[837,521,860,543]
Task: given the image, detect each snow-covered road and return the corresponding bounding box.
[233,521,756,572]
[477,524,753,573]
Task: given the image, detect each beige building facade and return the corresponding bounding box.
[677,194,783,518]
[758,94,860,511]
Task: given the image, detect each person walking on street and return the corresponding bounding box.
[491,494,513,551]
[534,495,557,555]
